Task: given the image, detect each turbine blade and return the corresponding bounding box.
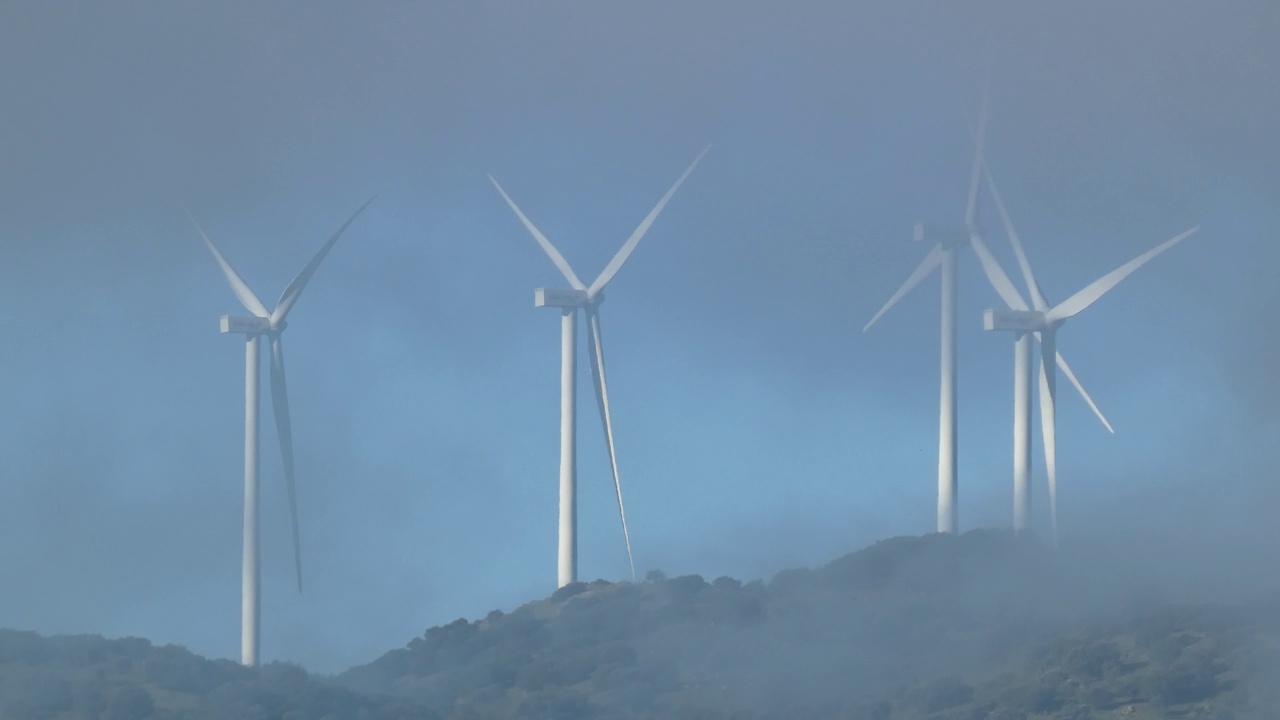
[268,334,303,593]
[1047,226,1199,323]
[978,155,1049,311]
[272,196,376,325]
[1051,347,1114,434]
[185,205,270,318]
[585,307,636,581]
[1038,350,1059,549]
[863,244,945,332]
[969,233,1029,311]
[964,70,991,228]
[588,145,710,297]
[488,175,586,291]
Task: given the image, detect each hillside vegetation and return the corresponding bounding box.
[3,530,1279,719]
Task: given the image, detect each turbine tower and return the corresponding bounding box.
[863,79,992,535]
[970,152,1197,547]
[187,197,374,666]
[489,147,708,589]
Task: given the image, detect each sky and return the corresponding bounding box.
[0,0,1278,674]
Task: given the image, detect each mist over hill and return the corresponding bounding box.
[3,529,1278,719]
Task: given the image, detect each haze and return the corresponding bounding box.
[0,0,1276,674]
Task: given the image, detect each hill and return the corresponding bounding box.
[2,530,1279,719]
[338,529,1280,718]
[0,631,433,719]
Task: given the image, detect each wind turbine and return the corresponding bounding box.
[863,80,993,535]
[488,147,708,589]
[970,151,1197,547]
[187,196,374,666]
[965,165,1114,536]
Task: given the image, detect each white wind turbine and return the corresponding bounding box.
[187,197,374,667]
[863,81,993,535]
[489,147,708,589]
[970,151,1197,547]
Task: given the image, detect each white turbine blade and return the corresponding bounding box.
[488,175,586,291]
[588,145,710,298]
[185,205,270,318]
[585,307,636,581]
[969,233,1028,311]
[863,244,945,332]
[964,70,991,228]
[272,196,376,325]
[1038,353,1059,549]
[1047,226,1199,323]
[978,156,1049,311]
[1051,347,1114,434]
[268,334,303,593]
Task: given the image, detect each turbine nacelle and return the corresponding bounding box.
[534,288,599,309]
[913,221,975,250]
[220,315,288,335]
[982,308,1055,333]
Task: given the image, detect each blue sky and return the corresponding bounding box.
[0,1,1277,673]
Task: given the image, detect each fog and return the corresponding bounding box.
[0,0,1276,674]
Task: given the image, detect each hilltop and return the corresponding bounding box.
[2,530,1278,719]
[339,529,1280,718]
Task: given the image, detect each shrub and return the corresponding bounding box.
[101,684,155,720]
[1144,654,1220,706]
[712,576,742,591]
